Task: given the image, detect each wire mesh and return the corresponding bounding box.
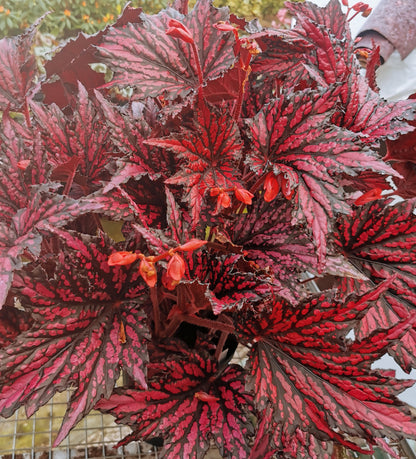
[0,390,159,459]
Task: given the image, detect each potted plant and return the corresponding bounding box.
[1,0,416,457]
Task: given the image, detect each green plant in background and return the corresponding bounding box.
[0,0,168,38]
[0,0,301,38]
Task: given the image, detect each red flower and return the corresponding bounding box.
[177,239,207,252]
[108,251,139,266]
[217,191,231,209]
[234,187,254,205]
[167,253,186,282]
[213,21,239,41]
[354,188,383,205]
[166,19,194,44]
[17,160,30,170]
[352,2,369,12]
[139,258,157,287]
[263,172,280,202]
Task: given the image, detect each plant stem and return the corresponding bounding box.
[150,287,160,338]
[232,53,252,121]
[24,98,31,128]
[191,42,204,88]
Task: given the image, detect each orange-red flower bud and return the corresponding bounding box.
[139,258,157,287]
[194,391,219,403]
[166,25,194,44]
[210,187,221,196]
[167,253,186,281]
[263,173,280,202]
[234,187,254,205]
[217,191,231,209]
[177,239,207,252]
[352,2,369,12]
[341,0,348,6]
[168,18,188,31]
[17,160,30,170]
[354,188,382,206]
[108,251,139,266]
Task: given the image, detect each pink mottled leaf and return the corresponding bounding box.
[0,21,39,110]
[96,346,254,459]
[334,198,416,372]
[231,197,317,302]
[246,88,398,264]
[31,83,117,187]
[0,232,150,445]
[98,0,236,100]
[148,102,243,226]
[234,287,416,456]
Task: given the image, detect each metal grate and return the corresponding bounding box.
[0,390,159,459]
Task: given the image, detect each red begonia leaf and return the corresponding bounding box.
[336,73,416,142]
[98,0,236,101]
[231,197,317,302]
[272,1,416,144]
[96,347,254,459]
[288,0,349,40]
[0,232,150,445]
[334,198,416,372]
[31,83,117,187]
[0,305,33,348]
[0,112,49,223]
[250,30,311,89]
[187,251,270,314]
[233,287,416,456]
[97,93,176,193]
[245,88,398,264]
[147,103,243,226]
[0,21,39,111]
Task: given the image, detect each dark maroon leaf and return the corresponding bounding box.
[233,286,416,456]
[231,197,317,302]
[98,0,236,100]
[187,250,271,315]
[148,102,243,226]
[0,306,33,348]
[0,232,150,445]
[41,7,143,107]
[96,347,254,459]
[334,198,416,371]
[250,30,311,88]
[245,88,398,264]
[0,22,39,111]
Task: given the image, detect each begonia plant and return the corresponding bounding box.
[1,0,416,457]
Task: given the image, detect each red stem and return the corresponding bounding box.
[191,42,204,88]
[150,287,160,338]
[232,53,252,121]
[24,99,31,128]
